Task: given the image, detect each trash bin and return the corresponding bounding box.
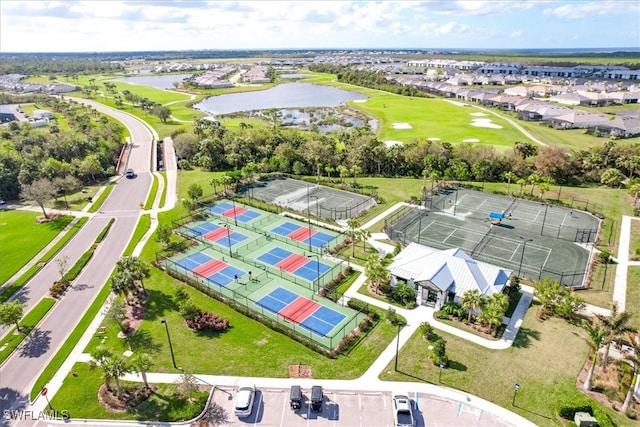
[289,385,302,410]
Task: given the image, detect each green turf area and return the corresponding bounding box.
[627,267,640,331]
[0,211,73,285]
[630,220,640,260]
[49,362,208,421]
[82,267,395,378]
[0,297,56,364]
[379,306,634,426]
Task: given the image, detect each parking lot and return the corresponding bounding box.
[210,386,516,426]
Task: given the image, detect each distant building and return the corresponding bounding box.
[0,106,16,123]
[33,109,55,120]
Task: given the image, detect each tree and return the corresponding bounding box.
[20,178,57,218]
[152,105,171,123]
[174,372,199,398]
[155,224,173,247]
[131,353,153,390]
[600,168,626,187]
[365,254,388,294]
[55,255,70,281]
[514,141,538,160]
[0,301,24,331]
[581,319,606,390]
[478,303,503,336]
[102,355,130,398]
[115,256,150,293]
[596,303,636,372]
[621,332,640,413]
[345,219,360,258]
[502,171,518,196]
[628,179,640,207]
[461,289,482,323]
[187,183,203,203]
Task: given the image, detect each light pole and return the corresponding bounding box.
[512,382,520,406]
[310,195,319,219]
[394,322,404,371]
[439,362,445,383]
[160,318,179,370]
[231,198,238,227]
[540,203,551,236]
[453,184,458,216]
[518,237,533,278]
[307,187,313,252]
[307,254,320,296]
[221,224,232,258]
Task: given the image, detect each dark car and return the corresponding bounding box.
[125,169,135,178]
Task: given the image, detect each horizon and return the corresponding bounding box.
[1,1,638,53]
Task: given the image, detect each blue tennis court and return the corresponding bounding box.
[176,253,212,270]
[208,202,262,223]
[207,265,247,286]
[307,231,335,247]
[213,231,248,248]
[271,222,301,236]
[293,260,331,281]
[190,222,218,236]
[255,287,346,337]
[257,247,293,266]
[300,307,346,336]
[255,287,298,313]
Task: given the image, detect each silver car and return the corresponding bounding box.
[234,382,256,417]
[392,391,414,427]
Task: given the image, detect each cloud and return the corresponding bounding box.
[542,1,635,19]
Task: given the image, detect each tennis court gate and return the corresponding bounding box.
[155,253,369,352]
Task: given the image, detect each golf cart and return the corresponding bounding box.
[310,385,323,413]
[289,385,302,410]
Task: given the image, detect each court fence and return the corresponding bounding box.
[242,177,378,221]
[384,208,590,288]
[155,251,369,354]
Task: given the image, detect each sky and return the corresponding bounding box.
[1,0,639,53]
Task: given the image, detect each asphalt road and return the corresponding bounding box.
[0,99,154,424]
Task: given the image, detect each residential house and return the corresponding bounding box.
[387,242,512,309]
[0,106,16,123]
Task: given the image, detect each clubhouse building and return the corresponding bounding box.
[388,242,512,309]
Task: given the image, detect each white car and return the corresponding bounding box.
[392,391,414,427]
[234,382,256,417]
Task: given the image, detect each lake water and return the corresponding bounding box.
[112,73,193,89]
[193,82,368,115]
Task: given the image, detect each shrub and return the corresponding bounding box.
[420,322,437,341]
[386,307,397,324]
[440,302,465,319]
[185,311,230,332]
[179,301,201,320]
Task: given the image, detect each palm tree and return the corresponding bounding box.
[490,292,509,313]
[110,269,135,299]
[596,303,636,371]
[461,289,482,323]
[115,257,150,293]
[346,219,361,258]
[502,171,518,196]
[359,229,371,251]
[209,177,223,195]
[621,333,640,413]
[365,254,388,294]
[131,353,153,390]
[581,319,607,390]
[102,355,130,398]
[478,303,503,336]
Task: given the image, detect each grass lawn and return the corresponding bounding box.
[379,306,634,427]
[0,297,56,364]
[626,267,640,331]
[50,362,207,421]
[0,211,73,285]
[83,269,398,379]
[630,219,640,260]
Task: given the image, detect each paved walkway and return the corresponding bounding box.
[612,215,637,311]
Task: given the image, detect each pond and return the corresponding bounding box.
[193,82,368,115]
[111,73,193,89]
